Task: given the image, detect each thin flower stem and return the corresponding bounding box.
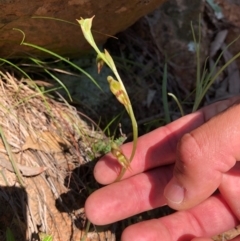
[78,17,138,181]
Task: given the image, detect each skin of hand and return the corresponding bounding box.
[85,96,240,241]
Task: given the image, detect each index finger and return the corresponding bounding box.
[94,96,240,184]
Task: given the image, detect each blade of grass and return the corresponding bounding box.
[11,86,63,109]
[32,16,118,39]
[191,20,202,111]
[13,28,102,91]
[42,235,53,241]
[162,62,171,123]
[0,59,32,79]
[168,93,184,117]
[80,220,91,241]
[0,170,9,185]
[102,112,123,133]
[0,125,24,187]
[29,57,72,101]
[32,16,78,26]
[0,63,55,117]
[6,227,16,241]
[191,16,240,112]
[193,35,240,111]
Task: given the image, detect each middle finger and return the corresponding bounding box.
[85,165,174,225]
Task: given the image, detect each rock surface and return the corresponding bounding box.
[0,0,165,58]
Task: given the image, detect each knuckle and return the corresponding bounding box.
[175,132,204,175]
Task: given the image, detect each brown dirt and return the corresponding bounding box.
[0,71,103,241]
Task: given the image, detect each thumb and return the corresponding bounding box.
[164,102,240,210]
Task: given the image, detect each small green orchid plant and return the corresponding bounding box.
[77,16,138,181]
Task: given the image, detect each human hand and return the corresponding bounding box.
[85,96,240,241]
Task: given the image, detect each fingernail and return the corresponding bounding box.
[164,180,184,204]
